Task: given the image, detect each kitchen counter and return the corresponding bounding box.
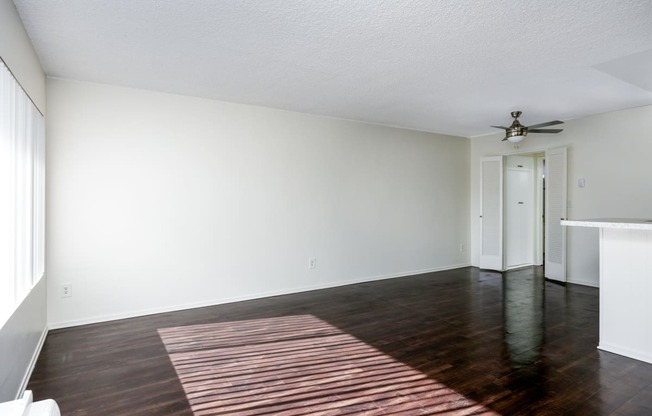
[561,218,652,230]
[562,218,652,364]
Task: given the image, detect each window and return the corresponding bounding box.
[0,58,45,327]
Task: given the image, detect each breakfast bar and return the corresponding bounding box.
[561,218,652,364]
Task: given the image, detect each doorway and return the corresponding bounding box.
[504,153,544,270]
[479,147,566,280]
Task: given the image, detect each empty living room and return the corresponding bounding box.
[2,1,652,415]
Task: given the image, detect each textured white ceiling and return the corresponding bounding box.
[12,0,652,137]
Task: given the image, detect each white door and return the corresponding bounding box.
[545,147,567,281]
[505,166,534,268]
[534,156,545,265]
[480,156,503,270]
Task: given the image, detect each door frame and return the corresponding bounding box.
[479,146,566,276]
[504,157,536,269]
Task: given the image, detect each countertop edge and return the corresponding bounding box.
[561,219,652,230]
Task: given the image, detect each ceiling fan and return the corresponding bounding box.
[491,111,563,143]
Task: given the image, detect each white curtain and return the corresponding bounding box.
[0,59,45,326]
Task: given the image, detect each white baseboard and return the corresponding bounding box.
[567,277,599,288]
[599,342,652,364]
[16,325,48,400]
[48,263,471,329]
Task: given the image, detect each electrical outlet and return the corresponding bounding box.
[460,243,465,253]
[61,283,72,298]
[309,257,317,269]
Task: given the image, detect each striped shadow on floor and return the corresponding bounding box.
[158,315,498,415]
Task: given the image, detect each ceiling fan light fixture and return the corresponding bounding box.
[507,134,526,143]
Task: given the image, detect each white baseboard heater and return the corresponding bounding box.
[0,391,60,416]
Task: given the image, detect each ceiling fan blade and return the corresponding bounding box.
[526,120,563,129]
[491,125,510,130]
[501,137,508,141]
[528,128,563,134]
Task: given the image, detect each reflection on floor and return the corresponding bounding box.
[504,270,544,369]
[28,266,652,415]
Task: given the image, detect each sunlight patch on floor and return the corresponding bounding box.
[159,315,499,415]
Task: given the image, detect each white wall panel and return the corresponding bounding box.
[46,79,471,328]
[0,279,47,401]
[599,227,652,363]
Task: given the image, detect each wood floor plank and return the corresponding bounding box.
[27,266,652,415]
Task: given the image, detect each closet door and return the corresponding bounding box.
[505,165,534,268]
[480,156,503,271]
[545,147,567,281]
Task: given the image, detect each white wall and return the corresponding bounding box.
[0,0,47,402]
[471,105,652,287]
[0,0,45,111]
[0,280,47,401]
[47,78,470,328]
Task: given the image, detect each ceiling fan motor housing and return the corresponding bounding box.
[507,112,527,139]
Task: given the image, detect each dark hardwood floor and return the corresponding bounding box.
[28,267,652,415]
